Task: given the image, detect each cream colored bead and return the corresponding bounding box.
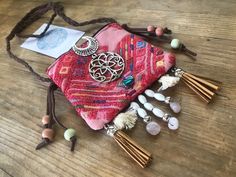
[137,108,147,119]
[144,102,154,111]
[138,95,147,104]
[145,89,155,97]
[152,107,164,118]
[171,39,181,49]
[64,128,76,141]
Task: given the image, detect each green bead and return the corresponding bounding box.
[171,39,181,49]
[64,128,76,141]
[122,76,134,87]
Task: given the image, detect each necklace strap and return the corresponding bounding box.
[5,2,117,83]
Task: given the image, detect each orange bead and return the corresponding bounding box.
[42,115,50,125]
[42,128,54,141]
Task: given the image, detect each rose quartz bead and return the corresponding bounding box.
[155,27,164,36]
[146,121,161,135]
[42,115,50,125]
[168,117,179,130]
[147,25,155,32]
[170,102,181,113]
[42,128,54,141]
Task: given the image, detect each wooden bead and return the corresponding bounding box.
[42,115,50,125]
[42,128,54,141]
[147,25,155,32]
[155,27,164,36]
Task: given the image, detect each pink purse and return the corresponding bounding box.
[7,2,219,168]
[47,22,175,130]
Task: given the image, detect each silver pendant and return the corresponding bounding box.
[89,52,125,83]
[72,36,98,56]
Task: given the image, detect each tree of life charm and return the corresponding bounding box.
[89,52,125,83]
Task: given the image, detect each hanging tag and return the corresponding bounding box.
[21,23,85,58]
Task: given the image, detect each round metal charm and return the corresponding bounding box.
[89,52,125,83]
[72,36,98,56]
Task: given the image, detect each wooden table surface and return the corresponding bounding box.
[0,0,236,177]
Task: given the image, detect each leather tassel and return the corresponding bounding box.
[175,68,220,103]
[105,125,152,168]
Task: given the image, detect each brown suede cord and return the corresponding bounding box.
[5,2,117,83]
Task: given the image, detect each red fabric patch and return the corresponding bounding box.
[47,23,176,130]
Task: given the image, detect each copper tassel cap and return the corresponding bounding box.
[105,124,152,168]
[174,68,220,103]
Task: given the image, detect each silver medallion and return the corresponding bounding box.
[72,36,98,56]
[89,52,125,83]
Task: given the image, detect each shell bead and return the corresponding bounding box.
[130,102,140,110]
[64,128,76,141]
[137,108,147,119]
[138,95,147,104]
[154,93,165,101]
[144,89,155,97]
[144,102,154,111]
[152,108,164,118]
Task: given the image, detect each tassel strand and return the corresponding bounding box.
[174,68,220,103]
[105,125,152,168]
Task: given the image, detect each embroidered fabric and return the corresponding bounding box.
[47,23,176,130]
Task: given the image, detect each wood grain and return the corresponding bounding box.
[0,0,236,177]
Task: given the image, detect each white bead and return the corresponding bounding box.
[144,89,155,97]
[154,93,165,101]
[137,108,147,119]
[171,39,181,49]
[64,128,76,141]
[168,117,179,130]
[138,95,147,104]
[144,102,154,111]
[130,102,140,110]
[152,107,164,118]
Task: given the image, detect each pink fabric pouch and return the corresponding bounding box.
[47,23,176,130]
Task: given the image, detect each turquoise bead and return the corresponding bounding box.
[171,39,181,49]
[122,76,134,87]
[64,128,76,141]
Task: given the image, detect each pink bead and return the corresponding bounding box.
[155,27,164,36]
[147,25,155,32]
[42,115,50,125]
[170,102,181,113]
[146,121,161,135]
[42,128,54,141]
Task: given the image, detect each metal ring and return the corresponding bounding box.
[72,36,99,56]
